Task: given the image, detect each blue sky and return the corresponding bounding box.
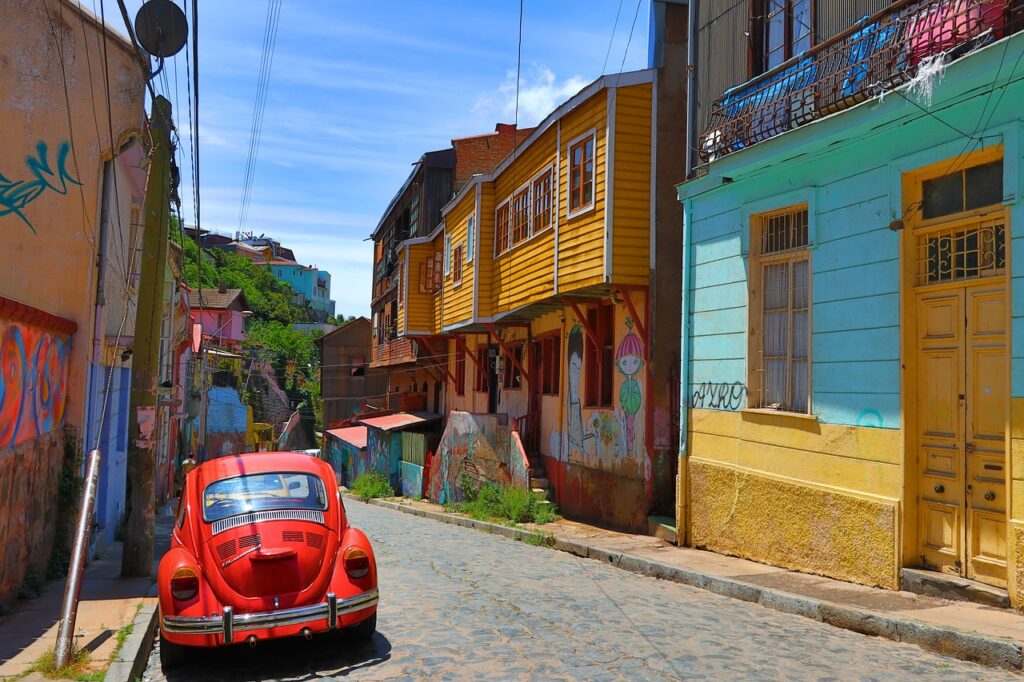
[108,1,651,317]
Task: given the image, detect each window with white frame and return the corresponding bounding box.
[494,164,555,256]
[443,234,451,276]
[751,206,810,414]
[467,213,475,262]
[568,133,595,214]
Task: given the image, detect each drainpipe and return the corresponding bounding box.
[678,198,693,543]
[685,0,699,179]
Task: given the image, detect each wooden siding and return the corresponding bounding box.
[556,92,608,293]
[612,83,653,284]
[396,249,407,335]
[405,242,436,333]
[490,126,559,313]
[442,190,477,328]
[477,183,496,320]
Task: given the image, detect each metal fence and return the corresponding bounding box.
[700,0,1024,164]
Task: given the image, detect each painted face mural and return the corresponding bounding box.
[616,318,644,457]
[565,324,587,463]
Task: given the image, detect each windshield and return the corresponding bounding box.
[202,472,328,523]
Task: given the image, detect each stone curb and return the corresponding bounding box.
[103,601,159,682]
[350,495,1024,671]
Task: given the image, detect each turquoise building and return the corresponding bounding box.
[677,5,1024,603]
[266,260,336,320]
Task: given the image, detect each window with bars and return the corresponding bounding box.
[916,220,1006,286]
[569,135,595,214]
[533,169,553,232]
[751,207,810,414]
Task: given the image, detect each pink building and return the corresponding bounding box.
[187,286,250,350]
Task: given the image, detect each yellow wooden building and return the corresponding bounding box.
[393,70,673,530]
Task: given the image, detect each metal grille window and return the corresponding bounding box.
[916,220,1006,286]
[753,207,810,413]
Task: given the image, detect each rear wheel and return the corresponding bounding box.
[347,612,376,641]
[159,633,188,670]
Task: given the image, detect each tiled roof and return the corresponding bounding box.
[187,288,247,310]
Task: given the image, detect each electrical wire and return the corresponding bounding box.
[601,0,626,75]
[614,0,644,89]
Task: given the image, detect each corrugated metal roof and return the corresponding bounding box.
[187,288,248,310]
[326,426,367,449]
[358,412,441,432]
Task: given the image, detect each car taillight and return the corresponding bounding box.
[170,566,199,601]
[343,547,370,579]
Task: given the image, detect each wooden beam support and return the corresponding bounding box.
[484,323,532,385]
[563,298,602,352]
[415,336,457,386]
[456,335,480,370]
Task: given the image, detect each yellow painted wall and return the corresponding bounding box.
[688,408,901,589]
[1008,398,1024,604]
[442,191,477,328]
[611,83,652,285]
[490,126,559,313]
[404,242,436,334]
[396,249,407,335]
[477,183,496,320]
[557,93,608,293]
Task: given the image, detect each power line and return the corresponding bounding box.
[601,0,625,75]
[237,0,283,234]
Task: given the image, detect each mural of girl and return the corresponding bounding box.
[565,324,589,463]
[616,317,644,457]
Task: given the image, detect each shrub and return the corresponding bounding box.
[454,482,557,525]
[350,473,394,502]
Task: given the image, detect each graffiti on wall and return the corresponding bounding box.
[427,412,529,504]
[0,319,71,448]
[206,386,248,457]
[616,318,644,457]
[557,318,645,472]
[690,381,747,410]
[1,141,82,234]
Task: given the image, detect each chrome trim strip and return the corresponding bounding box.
[210,510,325,536]
[162,589,379,636]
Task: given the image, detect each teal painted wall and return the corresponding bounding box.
[680,32,1024,429]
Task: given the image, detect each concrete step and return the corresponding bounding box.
[529,477,549,490]
[900,567,1010,609]
[528,467,546,478]
[647,515,678,546]
[530,487,551,501]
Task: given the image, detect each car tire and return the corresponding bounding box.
[347,612,376,641]
[159,633,188,670]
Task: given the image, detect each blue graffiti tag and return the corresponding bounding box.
[0,141,82,234]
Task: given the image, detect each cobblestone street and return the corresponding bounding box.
[143,501,1013,681]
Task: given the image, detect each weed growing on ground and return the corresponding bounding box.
[524,532,556,547]
[26,646,103,682]
[350,473,394,502]
[450,482,558,525]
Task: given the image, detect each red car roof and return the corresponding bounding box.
[194,452,327,489]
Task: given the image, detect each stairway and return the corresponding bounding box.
[527,452,552,504]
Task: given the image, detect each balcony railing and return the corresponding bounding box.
[700,0,1023,164]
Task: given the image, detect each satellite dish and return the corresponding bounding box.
[135,0,188,58]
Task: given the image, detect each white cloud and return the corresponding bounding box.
[474,64,590,127]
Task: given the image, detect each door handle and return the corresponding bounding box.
[965,443,975,453]
[934,484,945,494]
[985,491,996,501]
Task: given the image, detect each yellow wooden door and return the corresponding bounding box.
[964,285,1007,587]
[915,284,1007,587]
[916,289,967,576]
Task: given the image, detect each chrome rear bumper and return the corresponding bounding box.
[162,588,378,643]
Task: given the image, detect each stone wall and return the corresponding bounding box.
[427,412,530,504]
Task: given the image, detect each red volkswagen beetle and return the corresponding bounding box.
[157,452,378,668]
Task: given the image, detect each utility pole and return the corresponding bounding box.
[122,96,172,577]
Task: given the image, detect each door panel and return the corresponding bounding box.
[915,284,1008,587]
[916,291,965,575]
[965,286,1007,587]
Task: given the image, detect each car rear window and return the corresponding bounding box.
[202,472,328,523]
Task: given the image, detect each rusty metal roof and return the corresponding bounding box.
[358,412,441,432]
[325,426,367,449]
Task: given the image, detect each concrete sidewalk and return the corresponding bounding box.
[0,511,173,681]
[353,494,1024,670]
